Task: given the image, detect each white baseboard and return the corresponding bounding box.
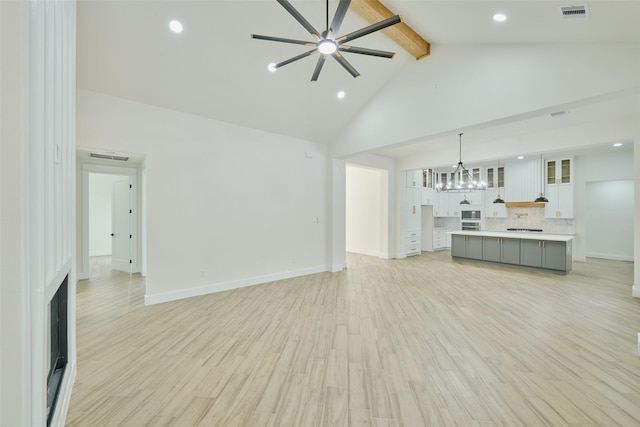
[346,248,380,257]
[633,286,640,298]
[89,250,111,257]
[346,248,393,259]
[573,256,587,262]
[144,265,331,306]
[330,263,346,272]
[585,253,633,262]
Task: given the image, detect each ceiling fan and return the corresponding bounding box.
[251,0,402,81]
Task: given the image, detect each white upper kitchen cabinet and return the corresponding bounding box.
[545,158,574,218]
[406,169,422,188]
[422,188,437,205]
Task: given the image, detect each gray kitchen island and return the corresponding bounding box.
[450,230,574,273]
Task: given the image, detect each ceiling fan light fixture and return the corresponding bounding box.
[251,0,401,81]
[318,39,337,54]
[267,63,277,72]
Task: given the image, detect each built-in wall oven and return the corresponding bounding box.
[461,209,481,231]
[461,221,481,231]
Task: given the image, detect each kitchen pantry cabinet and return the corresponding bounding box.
[483,237,520,264]
[451,235,483,260]
[520,239,568,271]
[545,158,574,218]
[406,187,421,256]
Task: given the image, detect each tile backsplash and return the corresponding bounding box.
[486,207,574,234]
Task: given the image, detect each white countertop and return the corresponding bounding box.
[449,230,575,242]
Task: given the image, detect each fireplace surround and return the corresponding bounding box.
[46,275,68,425]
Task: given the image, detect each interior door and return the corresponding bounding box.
[111,179,132,272]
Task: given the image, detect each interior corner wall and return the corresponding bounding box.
[634,138,640,298]
[77,90,329,304]
[329,158,346,272]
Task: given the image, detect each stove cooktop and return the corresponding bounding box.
[506,228,543,232]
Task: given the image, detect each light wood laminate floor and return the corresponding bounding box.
[67,252,640,426]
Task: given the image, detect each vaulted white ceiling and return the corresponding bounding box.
[77,1,640,159]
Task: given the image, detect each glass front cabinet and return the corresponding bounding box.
[545,157,573,218]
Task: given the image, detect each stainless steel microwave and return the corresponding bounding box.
[461,210,481,220]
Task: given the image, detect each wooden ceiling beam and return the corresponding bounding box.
[350,0,430,60]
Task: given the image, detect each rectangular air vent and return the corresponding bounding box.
[90,153,129,161]
[560,4,589,19]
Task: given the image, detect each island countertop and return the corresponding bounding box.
[449,230,575,242]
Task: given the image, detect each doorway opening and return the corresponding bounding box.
[585,179,634,261]
[78,153,145,284]
[87,172,132,278]
[345,163,389,259]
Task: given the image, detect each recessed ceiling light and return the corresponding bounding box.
[517,156,524,159]
[267,63,277,72]
[169,20,183,33]
[613,143,623,147]
[493,13,507,22]
[337,91,345,99]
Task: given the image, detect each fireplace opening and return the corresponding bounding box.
[47,274,68,425]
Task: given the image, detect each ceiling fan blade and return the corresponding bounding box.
[251,34,315,47]
[332,51,360,78]
[328,0,351,39]
[336,15,401,44]
[274,49,318,69]
[310,55,326,82]
[276,0,321,40]
[339,45,395,59]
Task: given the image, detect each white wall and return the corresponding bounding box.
[585,180,633,260]
[346,165,384,257]
[332,44,640,158]
[77,90,329,304]
[1,1,76,425]
[89,173,126,256]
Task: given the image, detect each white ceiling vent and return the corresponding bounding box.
[560,4,590,19]
[90,153,129,161]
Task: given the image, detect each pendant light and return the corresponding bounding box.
[534,154,549,203]
[460,195,470,205]
[493,159,505,204]
[435,133,486,193]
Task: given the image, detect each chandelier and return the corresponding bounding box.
[435,133,487,193]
